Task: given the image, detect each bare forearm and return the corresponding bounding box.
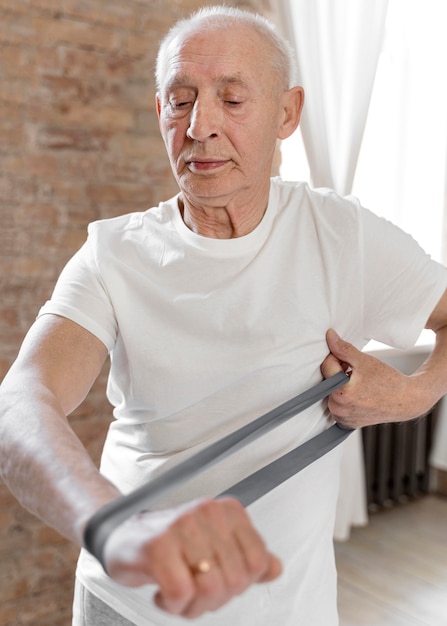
[409,325,447,414]
[0,374,284,619]
[0,377,120,547]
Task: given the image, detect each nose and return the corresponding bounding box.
[186,100,220,142]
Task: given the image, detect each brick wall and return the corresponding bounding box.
[0,1,269,624]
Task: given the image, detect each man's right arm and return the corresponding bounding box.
[0,313,281,618]
[0,313,119,545]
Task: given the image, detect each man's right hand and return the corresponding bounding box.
[102,497,282,620]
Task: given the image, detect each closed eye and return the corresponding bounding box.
[171,101,192,108]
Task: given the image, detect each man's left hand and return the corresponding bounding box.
[321,329,424,429]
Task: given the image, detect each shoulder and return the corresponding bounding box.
[86,196,178,247]
[271,177,363,233]
[272,177,360,210]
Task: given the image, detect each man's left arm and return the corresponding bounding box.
[321,288,447,429]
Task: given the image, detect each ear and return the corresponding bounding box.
[156,93,162,120]
[278,86,304,140]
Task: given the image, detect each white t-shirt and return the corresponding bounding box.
[39,178,447,625]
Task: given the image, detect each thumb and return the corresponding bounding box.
[321,329,359,378]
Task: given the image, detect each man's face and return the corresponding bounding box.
[156,25,290,206]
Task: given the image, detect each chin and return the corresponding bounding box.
[179,176,236,202]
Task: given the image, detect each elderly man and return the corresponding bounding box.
[1,5,447,626]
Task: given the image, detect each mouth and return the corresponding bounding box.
[185,158,229,172]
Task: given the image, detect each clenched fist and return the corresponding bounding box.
[103,497,282,619]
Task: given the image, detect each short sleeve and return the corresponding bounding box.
[361,208,447,349]
[38,232,118,352]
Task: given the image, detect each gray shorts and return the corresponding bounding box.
[72,579,136,626]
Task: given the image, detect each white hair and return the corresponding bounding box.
[155,5,297,92]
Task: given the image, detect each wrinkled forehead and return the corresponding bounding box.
[160,23,277,92]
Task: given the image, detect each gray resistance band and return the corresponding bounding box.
[84,371,351,568]
[219,421,352,504]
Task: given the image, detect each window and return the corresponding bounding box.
[280,0,447,263]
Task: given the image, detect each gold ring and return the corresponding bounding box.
[191,558,212,575]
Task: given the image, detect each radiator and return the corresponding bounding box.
[362,410,437,510]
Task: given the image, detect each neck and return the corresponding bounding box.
[178,184,270,239]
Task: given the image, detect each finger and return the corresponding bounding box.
[172,501,229,618]
[233,518,282,583]
[181,499,281,618]
[258,553,283,582]
[320,352,345,378]
[185,500,258,616]
[199,499,255,595]
[222,499,282,584]
[325,329,360,368]
[180,564,227,619]
[203,499,282,589]
[148,534,196,616]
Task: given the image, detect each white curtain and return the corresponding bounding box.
[272,0,390,540]
[352,1,447,481]
[352,0,447,264]
[274,0,389,195]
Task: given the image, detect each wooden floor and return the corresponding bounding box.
[334,495,447,625]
